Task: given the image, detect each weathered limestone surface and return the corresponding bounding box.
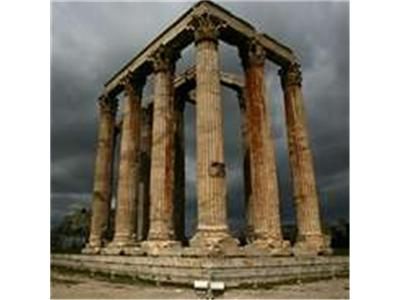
[279,63,331,256]
[240,40,290,255]
[105,75,145,254]
[143,46,180,254]
[189,13,237,251]
[83,96,117,253]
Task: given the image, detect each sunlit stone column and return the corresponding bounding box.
[106,74,145,255]
[238,91,254,243]
[279,63,331,256]
[240,39,290,255]
[83,95,117,254]
[173,96,186,243]
[189,13,237,251]
[137,103,153,241]
[143,46,180,253]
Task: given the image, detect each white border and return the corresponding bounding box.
[3,0,400,299]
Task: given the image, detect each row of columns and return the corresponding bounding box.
[84,13,330,256]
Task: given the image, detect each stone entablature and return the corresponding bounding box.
[103,1,296,98]
[83,0,331,257]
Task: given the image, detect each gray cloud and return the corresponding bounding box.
[51,1,349,229]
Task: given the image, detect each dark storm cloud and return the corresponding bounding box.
[51,1,349,227]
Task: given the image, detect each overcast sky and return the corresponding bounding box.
[51,1,349,234]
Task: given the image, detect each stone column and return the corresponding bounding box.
[238,91,253,243]
[189,13,237,251]
[279,63,331,256]
[83,95,117,254]
[173,96,186,243]
[143,45,180,253]
[137,103,153,241]
[106,73,145,255]
[239,39,290,255]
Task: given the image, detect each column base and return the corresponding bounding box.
[189,226,238,256]
[245,225,255,244]
[102,236,142,256]
[101,245,143,256]
[141,240,181,256]
[293,233,333,257]
[82,237,103,254]
[81,244,102,255]
[245,238,292,257]
[147,220,174,241]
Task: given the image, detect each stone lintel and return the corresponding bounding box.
[141,67,243,106]
[200,2,296,65]
[174,66,244,95]
[103,0,296,97]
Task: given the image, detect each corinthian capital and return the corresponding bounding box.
[150,45,180,73]
[189,12,225,44]
[121,71,146,96]
[278,63,302,89]
[239,38,267,68]
[98,94,118,116]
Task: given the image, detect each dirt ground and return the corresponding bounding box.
[51,270,349,299]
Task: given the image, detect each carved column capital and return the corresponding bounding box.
[98,94,118,116]
[150,45,180,73]
[239,38,267,68]
[279,62,302,89]
[189,13,225,44]
[121,71,146,97]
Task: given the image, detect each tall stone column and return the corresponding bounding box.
[239,39,290,255]
[279,63,331,256]
[189,13,237,251]
[83,95,117,254]
[106,73,145,255]
[137,103,153,241]
[238,91,253,243]
[173,96,186,243]
[143,45,180,253]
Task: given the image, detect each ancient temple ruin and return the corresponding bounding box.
[83,0,331,257]
[51,0,349,286]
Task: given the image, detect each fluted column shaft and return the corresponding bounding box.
[195,22,226,232]
[240,40,288,253]
[173,97,186,242]
[238,92,253,242]
[190,14,236,249]
[279,63,330,255]
[147,46,178,241]
[87,95,117,250]
[137,104,153,241]
[111,75,144,248]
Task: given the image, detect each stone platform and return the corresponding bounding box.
[51,254,349,288]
